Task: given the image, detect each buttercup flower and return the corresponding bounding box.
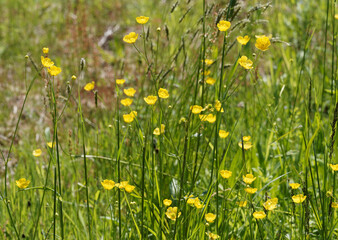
[263,198,278,211]
[289,183,301,189]
[125,184,135,193]
[214,100,224,112]
[244,187,257,194]
[203,70,211,76]
[238,141,253,150]
[219,130,229,139]
[116,79,125,85]
[16,178,30,189]
[42,47,49,54]
[206,77,216,85]
[123,113,135,123]
[71,75,77,80]
[144,95,158,105]
[242,136,251,141]
[121,98,133,106]
[255,35,271,51]
[115,181,129,189]
[237,36,250,45]
[123,32,138,44]
[207,232,220,240]
[130,111,138,118]
[237,201,247,207]
[329,164,338,171]
[292,194,306,203]
[220,170,232,179]
[47,142,55,148]
[158,88,169,99]
[194,198,204,209]
[33,149,42,157]
[205,114,216,123]
[41,56,54,68]
[243,174,256,184]
[253,211,266,219]
[187,198,195,206]
[205,213,216,223]
[48,65,62,76]
[332,202,338,208]
[190,105,203,114]
[124,88,136,97]
[153,124,165,135]
[136,16,149,24]
[204,59,214,65]
[166,207,181,221]
[101,180,115,190]
[84,81,95,91]
[163,199,172,207]
[238,56,253,70]
[217,20,231,32]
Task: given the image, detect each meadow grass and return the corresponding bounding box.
[0,0,337,239]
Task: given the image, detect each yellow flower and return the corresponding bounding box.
[329,164,338,171]
[242,136,251,141]
[203,70,211,76]
[32,149,42,157]
[144,95,158,105]
[289,183,301,189]
[136,16,149,24]
[243,174,256,184]
[163,199,172,207]
[125,184,135,193]
[153,124,165,135]
[41,56,54,68]
[123,113,135,123]
[332,202,338,208]
[47,142,55,148]
[42,47,49,54]
[166,207,181,221]
[244,187,257,194]
[116,79,125,85]
[206,77,216,85]
[71,75,77,80]
[16,178,30,189]
[253,211,266,219]
[190,105,203,114]
[238,56,253,70]
[158,88,169,99]
[121,98,133,106]
[124,88,136,97]
[207,232,220,240]
[292,194,306,203]
[123,32,138,44]
[214,100,224,112]
[115,181,129,189]
[237,36,250,45]
[101,180,115,190]
[205,213,216,223]
[84,81,95,91]
[219,130,229,139]
[48,65,62,76]
[255,35,271,51]
[204,59,214,65]
[187,198,195,206]
[238,141,253,150]
[217,20,231,32]
[220,170,232,179]
[335,14,338,20]
[237,201,247,207]
[194,198,204,209]
[263,198,278,211]
[205,114,216,123]
[130,111,138,118]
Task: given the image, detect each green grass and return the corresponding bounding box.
[0,0,337,239]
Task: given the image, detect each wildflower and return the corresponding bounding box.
[187,198,195,206]
[47,142,55,148]
[101,180,115,190]
[203,70,211,76]
[123,32,138,44]
[207,232,220,240]
[125,184,135,193]
[237,201,247,207]
[116,79,125,85]
[206,77,216,85]
[115,181,129,189]
[48,65,62,76]
[16,178,30,189]
[220,170,232,179]
[194,198,204,209]
[32,149,42,157]
[292,194,306,203]
[263,198,278,211]
[190,105,203,114]
[158,88,169,98]
[214,100,224,112]
[179,117,187,124]
[121,98,133,106]
[41,56,54,68]
[253,211,266,219]
[238,56,253,70]
[136,16,149,24]
[335,14,338,20]
[205,114,216,123]
[71,75,77,80]
[329,164,338,171]
[219,130,229,139]
[255,35,271,51]
[124,88,136,97]
[42,47,49,54]
[332,202,338,208]
[153,124,165,135]
[166,207,181,221]
[237,36,250,45]
[157,27,161,31]
[217,20,231,32]
[327,190,333,197]
[130,111,138,118]
[289,183,301,189]
[205,213,216,223]
[163,199,172,207]
[204,59,214,65]
[144,95,158,105]
[84,81,95,91]
[238,141,253,150]
[244,187,257,194]
[243,174,256,184]
[242,136,251,141]
[123,113,134,123]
